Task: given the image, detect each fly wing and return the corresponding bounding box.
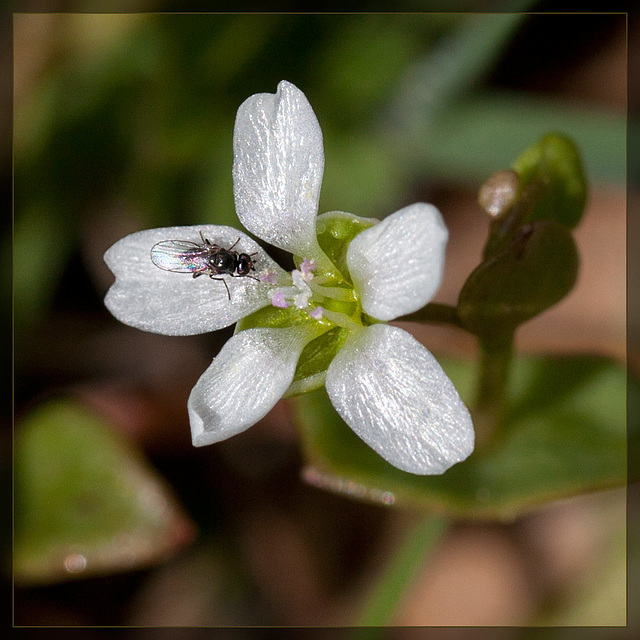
[150,240,210,273]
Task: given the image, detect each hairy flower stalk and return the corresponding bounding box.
[104,81,474,475]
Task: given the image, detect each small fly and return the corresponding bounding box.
[150,231,258,300]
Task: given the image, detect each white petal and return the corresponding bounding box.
[188,327,311,446]
[232,80,325,258]
[104,225,287,336]
[325,324,474,475]
[346,203,448,321]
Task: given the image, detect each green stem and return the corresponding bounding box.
[473,332,514,450]
[399,302,467,330]
[349,516,449,637]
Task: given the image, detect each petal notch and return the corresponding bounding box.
[233,80,325,258]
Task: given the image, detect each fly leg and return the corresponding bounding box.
[192,267,210,278]
[209,275,231,300]
[230,273,260,282]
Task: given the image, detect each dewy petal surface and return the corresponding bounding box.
[188,326,312,446]
[346,203,448,321]
[325,324,474,475]
[104,225,286,336]
[233,80,325,258]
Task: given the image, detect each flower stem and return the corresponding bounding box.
[398,302,466,329]
[349,516,449,636]
[473,332,514,450]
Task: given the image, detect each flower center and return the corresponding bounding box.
[270,258,362,330]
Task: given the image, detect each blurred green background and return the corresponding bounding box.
[11,6,633,629]
[12,10,627,342]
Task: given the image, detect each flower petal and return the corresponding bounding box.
[325,324,474,475]
[346,203,448,321]
[188,326,312,446]
[232,80,325,258]
[104,225,287,336]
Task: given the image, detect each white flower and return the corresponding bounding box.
[104,81,474,475]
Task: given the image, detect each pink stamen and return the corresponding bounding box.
[271,290,289,308]
[300,259,317,281]
[259,269,278,284]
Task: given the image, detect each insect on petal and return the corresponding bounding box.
[104,225,287,336]
[150,240,212,273]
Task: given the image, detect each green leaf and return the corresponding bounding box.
[458,219,579,337]
[14,399,195,585]
[512,133,587,229]
[293,355,630,520]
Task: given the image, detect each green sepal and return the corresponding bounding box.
[311,210,377,282]
[512,133,587,229]
[236,304,348,398]
[458,219,579,337]
[236,302,329,332]
[293,355,631,520]
[285,326,349,397]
